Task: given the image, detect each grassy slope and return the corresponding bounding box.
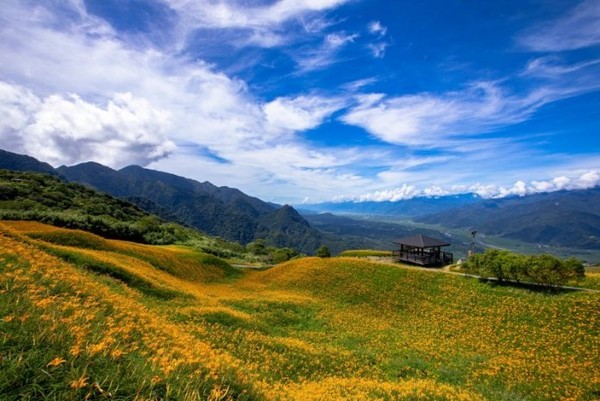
[338,249,393,257]
[1,221,598,400]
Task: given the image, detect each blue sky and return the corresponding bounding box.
[0,0,598,203]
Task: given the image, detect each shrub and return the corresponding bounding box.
[272,247,298,263]
[316,246,331,258]
[464,249,585,287]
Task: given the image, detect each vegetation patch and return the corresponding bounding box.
[227,299,328,336]
[0,170,194,244]
[463,249,585,287]
[42,246,186,300]
[338,249,393,257]
[26,229,114,251]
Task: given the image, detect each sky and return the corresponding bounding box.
[0,0,599,204]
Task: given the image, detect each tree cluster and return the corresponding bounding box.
[245,239,300,264]
[463,249,585,286]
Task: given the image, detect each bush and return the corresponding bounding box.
[272,247,298,263]
[316,246,331,258]
[464,249,584,286]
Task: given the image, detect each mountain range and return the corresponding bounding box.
[303,188,600,251]
[2,148,599,253]
[0,150,322,253]
[301,194,481,217]
[415,189,600,249]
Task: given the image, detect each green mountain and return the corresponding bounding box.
[256,205,321,251]
[56,162,322,253]
[0,149,57,176]
[0,149,322,253]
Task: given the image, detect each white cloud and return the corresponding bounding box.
[468,171,600,198]
[347,184,421,202]
[368,42,388,58]
[295,31,359,72]
[341,77,378,92]
[263,95,346,132]
[523,56,600,78]
[517,0,600,52]
[341,170,600,203]
[164,0,350,49]
[340,78,598,147]
[579,170,600,186]
[325,32,359,48]
[366,21,389,58]
[368,21,387,37]
[0,82,175,167]
[341,82,520,146]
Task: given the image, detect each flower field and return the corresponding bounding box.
[1,221,598,400]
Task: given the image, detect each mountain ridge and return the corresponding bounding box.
[0,149,322,253]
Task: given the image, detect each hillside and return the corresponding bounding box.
[1,221,598,400]
[0,149,323,253]
[0,170,189,244]
[416,188,600,249]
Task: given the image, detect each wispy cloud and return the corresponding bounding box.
[341,77,378,92]
[166,0,347,29]
[368,42,388,58]
[164,0,350,49]
[517,0,600,52]
[523,56,600,78]
[340,82,529,146]
[294,31,359,72]
[340,73,599,147]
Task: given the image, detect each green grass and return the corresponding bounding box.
[338,249,393,257]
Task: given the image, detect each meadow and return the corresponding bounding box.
[1,221,598,400]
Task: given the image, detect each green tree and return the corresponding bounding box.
[316,246,331,258]
[271,247,298,263]
[246,239,268,255]
[464,249,584,287]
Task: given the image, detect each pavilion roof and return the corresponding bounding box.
[395,234,450,248]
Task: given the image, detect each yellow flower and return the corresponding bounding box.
[70,376,88,389]
[47,357,67,368]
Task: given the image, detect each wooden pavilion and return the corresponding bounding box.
[393,234,453,266]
